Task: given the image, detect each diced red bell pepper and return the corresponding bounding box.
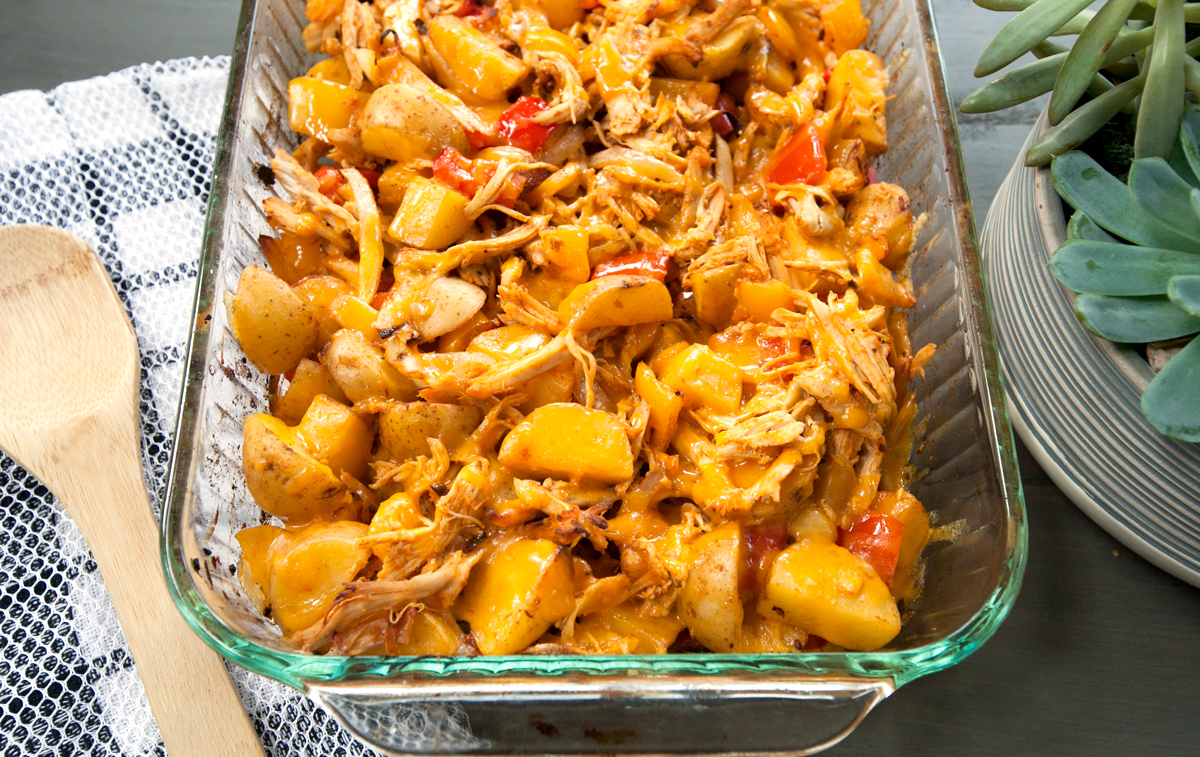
[455,0,488,15]
[313,166,344,197]
[590,251,672,281]
[433,147,526,207]
[837,512,904,586]
[768,121,827,186]
[742,522,789,594]
[357,168,381,191]
[497,96,557,154]
[467,130,494,151]
[433,148,480,196]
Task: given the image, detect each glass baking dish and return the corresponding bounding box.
[162,0,1027,753]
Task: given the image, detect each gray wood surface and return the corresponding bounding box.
[2,0,1198,754]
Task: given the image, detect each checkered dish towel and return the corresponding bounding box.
[0,58,387,757]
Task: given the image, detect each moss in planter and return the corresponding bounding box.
[1078,110,1136,184]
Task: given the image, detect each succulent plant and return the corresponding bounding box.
[962,0,1200,166]
[1048,105,1200,442]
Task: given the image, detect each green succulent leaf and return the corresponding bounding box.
[1141,336,1200,442]
[1051,151,1198,249]
[1168,274,1200,316]
[961,54,1067,113]
[1180,104,1200,181]
[1136,0,1186,159]
[1049,0,1137,125]
[1168,132,1200,188]
[1075,294,1200,342]
[1128,158,1200,242]
[1029,76,1145,166]
[1067,211,1118,243]
[973,0,1034,10]
[1103,25,1155,68]
[975,0,1095,78]
[1050,241,1200,295]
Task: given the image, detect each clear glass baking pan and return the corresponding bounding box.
[162,0,1027,753]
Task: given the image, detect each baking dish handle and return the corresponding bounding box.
[308,674,894,756]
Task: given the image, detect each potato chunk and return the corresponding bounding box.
[242,413,350,524]
[735,280,795,323]
[228,265,320,375]
[691,263,743,330]
[678,522,743,652]
[271,357,348,425]
[426,16,531,100]
[359,83,469,163]
[635,363,682,448]
[387,176,472,250]
[581,601,685,654]
[498,403,634,484]
[296,394,374,480]
[558,275,674,331]
[235,524,287,594]
[293,275,355,346]
[758,540,901,651]
[268,521,371,634]
[825,49,888,157]
[661,17,759,81]
[390,611,465,655]
[378,401,483,460]
[287,77,371,142]
[657,344,744,414]
[410,277,487,340]
[452,537,574,654]
[323,328,419,403]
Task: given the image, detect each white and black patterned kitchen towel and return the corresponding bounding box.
[0,57,383,757]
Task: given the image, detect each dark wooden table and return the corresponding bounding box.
[3,0,1199,754]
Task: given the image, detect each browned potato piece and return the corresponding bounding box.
[558,275,674,332]
[294,275,355,346]
[678,522,743,652]
[385,177,473,251]
[272,357,348,426]
[452,537,575,654]
[691,264,744,330]
[426,16,531,100]
[268,521,371,634]
[825,49,888,157]
[661,17,759,81]
[378,401,483,460]
[242,413,350,524]
[323,329,419,403]
[297,394,374,479]
[844,183,915,271]
[758,540,901,651]
[498,403,634,485]
[228,266,320,374]
[359,83,469,163]
[389,611,466,655]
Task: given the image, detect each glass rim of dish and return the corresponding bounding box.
[161,0,1028,694]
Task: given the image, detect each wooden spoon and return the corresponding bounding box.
[0,225,265,757]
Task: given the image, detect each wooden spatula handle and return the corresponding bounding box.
[43,399,265,756]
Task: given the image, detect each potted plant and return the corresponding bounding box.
[965,0,1200,442]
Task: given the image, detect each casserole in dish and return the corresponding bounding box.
[163,0,1026,752]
